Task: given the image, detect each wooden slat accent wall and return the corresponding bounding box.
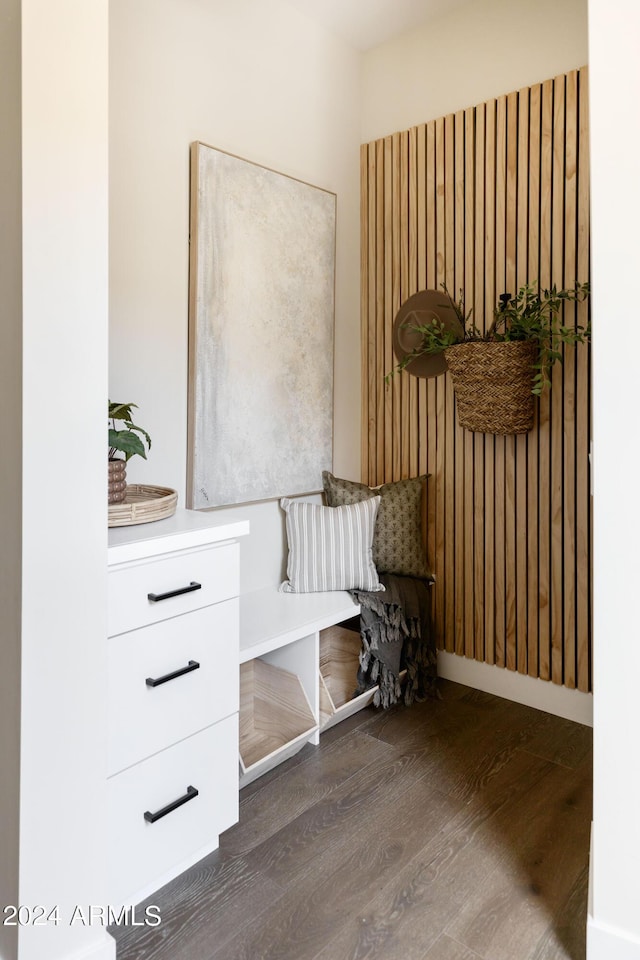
[360,68,591,691]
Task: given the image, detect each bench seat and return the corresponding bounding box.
[239,587,360,663]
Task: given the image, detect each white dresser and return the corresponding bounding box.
[107,509,249,906]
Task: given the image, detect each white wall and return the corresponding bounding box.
[18,1,113,958]
[109,0,363,590]
[0,1,22,956]
[362,0,588,140]
[588,2,640,956]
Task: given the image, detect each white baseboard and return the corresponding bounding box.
[437,650,593,726]
[587,826,640,959]
[587,916,640,960]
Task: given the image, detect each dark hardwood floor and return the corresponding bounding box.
[112,680,592,960]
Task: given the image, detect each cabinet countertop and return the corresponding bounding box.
[108,508,249,565]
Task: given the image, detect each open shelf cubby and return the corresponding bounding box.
[239,657,317,784]
[319,624,378,731]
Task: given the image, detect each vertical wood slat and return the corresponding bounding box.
[399,130,410,481]
[366,143,377,486]
[516,87,530,675]
[527,83,541,680]
[408,127,419,479]
[454,110,471,656]
[425,121,437,589]
[563,70,578,689]
[462,106,478,659]
[538,78,553,682]
[504,92,518,673]
[360,144,369,488]
[550,74,566,686]
[473,103,485,663]
[391,134,402,483]
[494,95,507,669]
[417,124,428,483]
[375,138,385,486]
[576,67,591,693]
[384,136,393,484]
[444,115,456,652]
[434,116,446,644]
[483,100,495,666]
[360,67,591,692]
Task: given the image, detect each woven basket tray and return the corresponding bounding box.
[444,340,537,434]
[108,484,178,527]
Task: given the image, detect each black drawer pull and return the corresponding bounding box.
[144,785,199,824]
[145,660,200,688]
[147,581,202,603]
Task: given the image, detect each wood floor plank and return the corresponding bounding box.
[360,691,552,805]
[113,682,592,960]
[111,852,283,960]
[520,714,593,770]
[319,702,378,744]
[531,864,589,960]
[444,762,591,960]
[423,934,486,960]
[313,751,559,960]
[264,776,458,939]
[208,881,340,960]
[242,737,438,887]
[361,683,542,747]
[223,728,397,857]
[212,763,460,959]
[437,745,591,894]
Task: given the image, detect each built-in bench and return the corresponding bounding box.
[213,495,397,786]
[237,586,367,786]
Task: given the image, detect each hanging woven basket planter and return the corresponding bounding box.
[444,340,538,435]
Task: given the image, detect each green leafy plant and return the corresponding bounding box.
[487,282,590,394]
[387,280,590,394]
[108,401,152,461]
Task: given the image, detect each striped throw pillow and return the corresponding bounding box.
[280,497,384,593]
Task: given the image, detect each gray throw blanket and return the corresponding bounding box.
[350,574,438,709]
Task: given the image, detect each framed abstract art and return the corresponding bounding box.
[188,142,336,508]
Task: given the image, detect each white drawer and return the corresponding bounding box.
[107,715,238,906]
[108,541,239,637]
[108,599,239,775]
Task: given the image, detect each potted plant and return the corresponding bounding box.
[108,401,152,504]
[389,281,590,434]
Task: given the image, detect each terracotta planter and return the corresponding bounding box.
[108,458,127,504]
[444,340,537,434]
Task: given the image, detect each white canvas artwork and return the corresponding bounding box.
[188,143,336,509]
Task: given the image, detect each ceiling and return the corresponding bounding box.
[283,0,473,51]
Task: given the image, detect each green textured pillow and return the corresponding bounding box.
[322,472,429,578]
